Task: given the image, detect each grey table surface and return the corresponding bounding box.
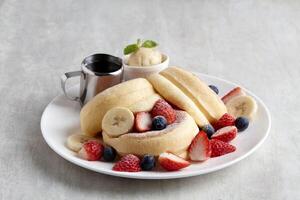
[0,0,299,199]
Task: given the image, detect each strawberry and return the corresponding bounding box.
[78,140,104,161]
[113,154,141,172]
[158,152,190,171]
[151,99,176,124]
[188,131,211,161]
[211,126,237,143]
[135,112,152,132]
[213,113,235,130]
[210,139,236,157]
[221,87,245,104]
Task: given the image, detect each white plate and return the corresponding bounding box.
[40,73,271,179]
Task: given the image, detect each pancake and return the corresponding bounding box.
[80,78,157,136]
[147,73,209,126]
[128,93,161,113]
[160,67,227,123]
[103,110,199,157]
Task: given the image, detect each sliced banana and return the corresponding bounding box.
[225,95,258,120]
[66,134,101,152]
[102,107,134,137]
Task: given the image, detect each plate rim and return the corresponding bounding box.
[40,72,271,179]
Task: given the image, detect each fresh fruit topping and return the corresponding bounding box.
[209,85,219,94]
[103,146,117,162]
[235,117,250,132]
[213,113,235,130]
[113,154,141,172]
[66,134,101,152]
[225,95,257,120]
[151,99,176,124]
[211,126,237,143]
[140,155,156,171]
[210,139,236,157]
[152,116,167,130]
[135,112,152,132]
[102,107,134,137]
[201,124,215,139]
[158,152,190,171]
[221,87,246,104]
[188,131,211,161]
[78,140,104,161]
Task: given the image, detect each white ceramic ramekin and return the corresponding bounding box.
[123,54,169,81]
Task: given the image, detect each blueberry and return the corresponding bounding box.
[202,124,215,139]
[152,116,167,130]
[209,85,219,94]
[235,117,249,132]
[103,146,117,162]
[140,155,156,171]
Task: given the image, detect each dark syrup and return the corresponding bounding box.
[86,60,121,73]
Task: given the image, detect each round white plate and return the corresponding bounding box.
[41,73,271,179]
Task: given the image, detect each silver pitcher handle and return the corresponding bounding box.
[60,71,82,102]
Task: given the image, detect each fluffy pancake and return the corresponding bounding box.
[147,73,209,126]
[160,67,227,122]
[128,93,161,113]
[103,110,199,157]
[80,78,156,136]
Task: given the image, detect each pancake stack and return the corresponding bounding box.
[148,66,227,126]
[79,66,227,157]
[80,78,160,136]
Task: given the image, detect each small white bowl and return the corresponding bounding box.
[123,54,169,80]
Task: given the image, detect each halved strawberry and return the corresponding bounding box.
[188,131,211,161]
[158,152,190,171]
[78,140,104,161]
[211,126,237,143]
[213,113,235,130]
[221,87,246,104]
[113,154,141,172]
[151,99,176,124]
[210,139,236,157]
[135,112,152,132]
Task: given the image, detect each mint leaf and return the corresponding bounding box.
[124,39,158,54]
[123,44,139,55]
[142,40,158,48]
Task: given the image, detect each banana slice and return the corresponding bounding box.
[102,107,134,137]
[66,134,101,152]
[225,95,258,120]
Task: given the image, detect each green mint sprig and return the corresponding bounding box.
[141,40,157,48]
[123,39,158,55]
[123,44,139,56]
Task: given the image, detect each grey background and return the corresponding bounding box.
[0,0,299,199]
